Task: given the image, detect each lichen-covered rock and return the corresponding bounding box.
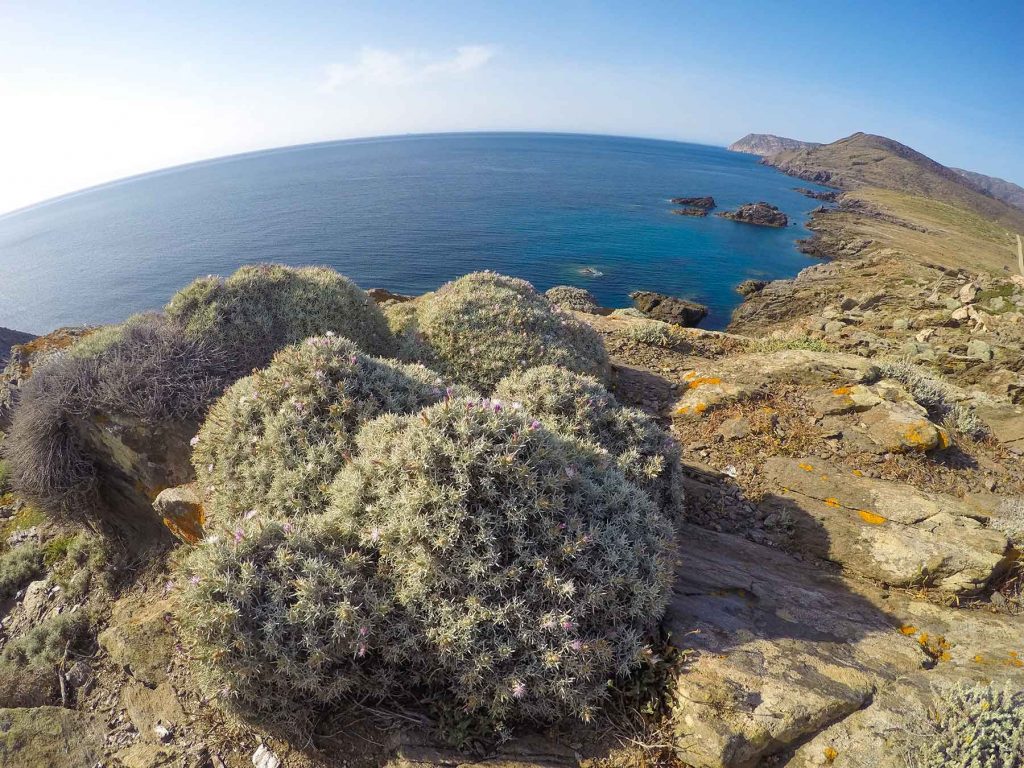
[717,202,789,227]
[0,707,105,767]
[630,291,709,328]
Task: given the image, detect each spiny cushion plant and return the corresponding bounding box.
[4,313,229,524]
[493,366,685,520]
[544,285,602,314]
[192,334,461,524]
[412,271,609,392]
[166,264,395,374]
[329,397,675,726]
[922,682,1024,768]
[176,514,416,734]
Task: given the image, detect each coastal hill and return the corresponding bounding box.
[727,132,821,157]
[766,132,1024,229]
[953,167,1024,211]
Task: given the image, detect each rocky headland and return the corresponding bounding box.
[727,133,821,157]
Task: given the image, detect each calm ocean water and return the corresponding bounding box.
[0,132,830,334]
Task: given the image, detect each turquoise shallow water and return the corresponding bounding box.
[0,132,831,334]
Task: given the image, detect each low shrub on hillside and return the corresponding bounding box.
[0,543,43,600]
[413,272,609,392]
[544,285,602,314]
[493,365,685,519]
[875,359,988,439]
[192,335,460,524]
[176,515,413,733]
[166,264,395,373]
[623,320,690,349]
[330,398,675,726]
[3,313,230,524]
[920,683,1024,768]
[0,611,91,707]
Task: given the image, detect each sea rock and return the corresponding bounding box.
[794,187,839,202]
[717,202,789,228]
[761,458,1010,593]
[366,288,414,304]
[671,207,708,217]
[629,291,709,328]
[736,279,768,297]
[669,195,716,209]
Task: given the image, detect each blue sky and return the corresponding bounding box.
[1,0,1022,212]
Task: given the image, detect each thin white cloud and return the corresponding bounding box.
[320,44,495,92]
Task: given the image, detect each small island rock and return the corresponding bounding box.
[669,196,716,210]
[717,202,789,228]
[629,290,709,328]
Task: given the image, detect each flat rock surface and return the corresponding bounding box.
[761,457,1010,593]
[664,525,926,768]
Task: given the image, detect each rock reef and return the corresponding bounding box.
[717,201,789,227]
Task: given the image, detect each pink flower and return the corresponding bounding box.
[189,435,200,447]
[358,626,369,637]
[233,527,244,543]
[282,522,294,534]
[369,527,381,544]
[357,643,367,658]
[561,619,575,631]
[511,681,526,699]
[570,640,583,652]
[189,575,201,586]
[529,420,541,431]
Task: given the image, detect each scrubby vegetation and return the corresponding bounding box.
[921,683,1024,768]
[193,335,460,524]
[749,335,833,353]
[876,358,988,438]
[330,399,675,727]
[179,396,674,735]
[176,514,409,733]
[0,612,91,707]
[0,543,43,600]
[623,320,690,349]
[412,272,609,391]
[3,313,230,523]
[544,285,602,314]
[166,264,396,373]
[493,366,685,519]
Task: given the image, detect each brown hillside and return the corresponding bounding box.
[769,132,1024,230]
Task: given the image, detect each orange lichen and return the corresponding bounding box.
[858,510,887,525]
[683,370,697,381]
[832,386,852,396]
[162,501,206,545]
[824,497,841,508]
[675,405,690,415]
[688,377,721,390]
[693,402,708,413]
[798,462,814,472]
[851,469,864,477]
[823,747,838,764]
[900,625,917,635]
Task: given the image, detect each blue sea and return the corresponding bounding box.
[0,132,831,334]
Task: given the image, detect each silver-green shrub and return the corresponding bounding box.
[921,682,1024,768]
[329,398,675,726]
[493,366,685,520]
[176,514,415,734]
[544,286,602,314]
[166,264,395,373]
[192,335,458,524]
[875,359,988,438]
[413,272,609,392]
[622,320,689,349]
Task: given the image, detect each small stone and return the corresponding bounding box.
[716,416,752,441]
[966,340,993,361]
[959,282,980,303]
[253,744,281,768]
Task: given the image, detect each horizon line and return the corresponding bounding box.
[0,130,739,220]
